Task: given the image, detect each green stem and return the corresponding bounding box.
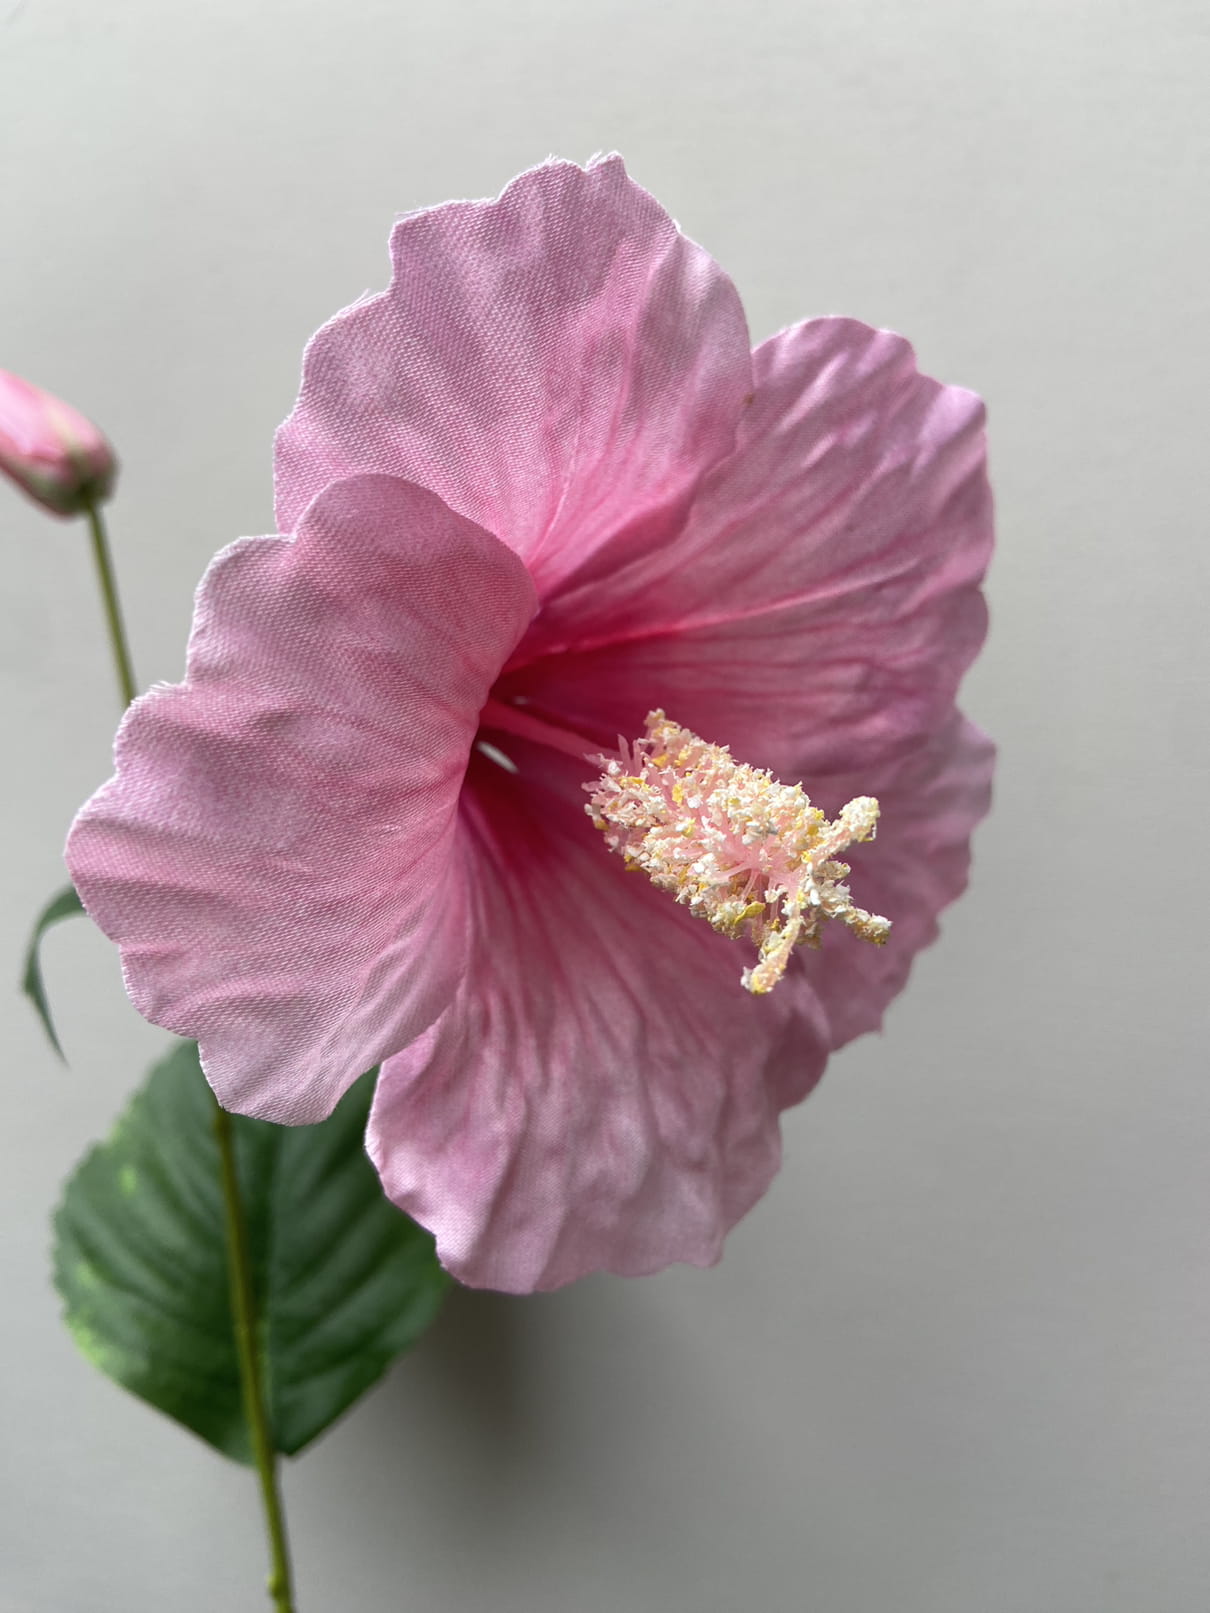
[83,501,137,709]
[212,1105,296,1613]
[80,498,298,1611]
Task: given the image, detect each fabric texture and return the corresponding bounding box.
[67,155,994,1292]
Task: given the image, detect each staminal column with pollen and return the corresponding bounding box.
[586,711,890,994]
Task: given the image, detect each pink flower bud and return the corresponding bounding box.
[0,369,116,517]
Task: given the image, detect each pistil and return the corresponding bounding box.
[479,697,597,762]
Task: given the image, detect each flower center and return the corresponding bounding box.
[585,711,890,994]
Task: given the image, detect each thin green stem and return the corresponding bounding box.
[83,500,137,709]
[212,1105,296,1613]
[80,499,298,1611]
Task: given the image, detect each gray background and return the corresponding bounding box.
[2,2,1207,1609]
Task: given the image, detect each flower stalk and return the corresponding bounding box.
[78,499,297,1612]
[82,501,137,709]
[212,1103,296,1613]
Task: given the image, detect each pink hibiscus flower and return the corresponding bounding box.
[66,157,993,1293]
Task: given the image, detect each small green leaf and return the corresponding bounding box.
[21,883,85,1058]
[54,1041,450,1461]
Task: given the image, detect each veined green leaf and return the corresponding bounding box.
[54,1040,450,1461]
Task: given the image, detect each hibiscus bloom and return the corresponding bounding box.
[66,156,993,1293]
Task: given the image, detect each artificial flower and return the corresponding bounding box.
[67,156,993,1292]
[0,369,116,516]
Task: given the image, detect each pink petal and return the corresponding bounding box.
[507,317,991,782]
[66,474,536,1121]
[801,713,996,1046]
[488,319,992,1057]
[274,156,752,596]
[367,740,830,1292]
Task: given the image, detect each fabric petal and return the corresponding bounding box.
[274,155,753,596]
[367,741,830,1293]
[801,712,995,1047]
[66,475,537,1122]
[506,317,991,782]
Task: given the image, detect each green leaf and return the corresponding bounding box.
[53,1040,450,1461]
[21,883,85,1058]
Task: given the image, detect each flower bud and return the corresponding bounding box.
[0,369,116,517]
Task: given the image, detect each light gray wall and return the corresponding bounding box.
[2,2,1207,1609]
